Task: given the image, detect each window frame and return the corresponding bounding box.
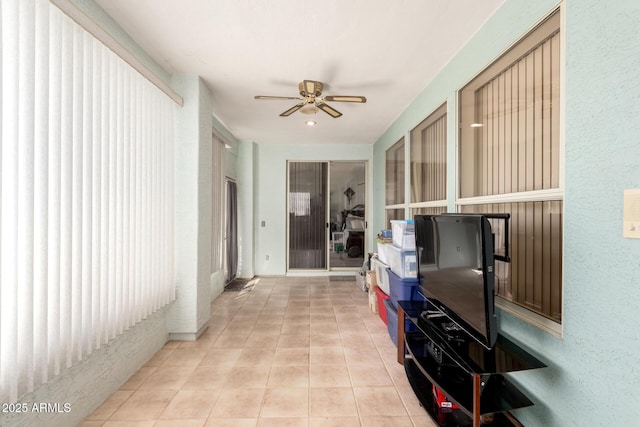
[385,137,406,227]
[456,8,564,337]
[409,103,448,213]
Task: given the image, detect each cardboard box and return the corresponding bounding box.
[368,290,378,314]
[365,269,377,291]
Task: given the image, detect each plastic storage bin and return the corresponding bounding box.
[386,244,417,278]
[355,272,366,292]
[375,286,390,325]
[377,241,391,265]
[372,258,390,295]
[387,268,420,309]
[383,298,417,348]
[390,220,416,250]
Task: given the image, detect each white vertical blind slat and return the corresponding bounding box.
[47,1,62,377]
[17,0,37,397]
[90,35,100,350]
[0,0,175,403]
[59,13,73,370]
[71,22,83,364]
[1,0,20,403]
[81,29,93,357]
[33,0,50,385]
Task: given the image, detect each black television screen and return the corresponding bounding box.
[415,214,497,349]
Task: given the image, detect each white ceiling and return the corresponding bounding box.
[96,0,505,145]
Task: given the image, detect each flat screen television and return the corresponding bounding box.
[414,214,497,349]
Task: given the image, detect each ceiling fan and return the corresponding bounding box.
[254,80,366,118]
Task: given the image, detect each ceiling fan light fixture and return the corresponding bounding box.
[257,80,363,119]
[302,80,322,97]
[300,104,318,115]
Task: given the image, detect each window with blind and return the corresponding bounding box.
[410,103,447,210]
[385,138,405,227]
[0,0,176,403]
[458,10,562,326]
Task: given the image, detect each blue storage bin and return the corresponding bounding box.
[387,268,420,310]
[383,298,417,348]
[386,244,417,278]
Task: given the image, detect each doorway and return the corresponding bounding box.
[329,161,366,269]
[287,161,366,271]
[224,179,238,283]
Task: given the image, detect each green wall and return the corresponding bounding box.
[372,0,640,425]
[247,143,372,276]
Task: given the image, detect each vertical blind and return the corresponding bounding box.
[458,10,562,323]
[462,202,563,322]
[385,138,405,205]
[410,104,447,204]
[471,31,560,197]
[288,162,327,270]
[0,0,175,403]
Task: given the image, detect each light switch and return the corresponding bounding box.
[623,189,640,239]
[261,221,266,227]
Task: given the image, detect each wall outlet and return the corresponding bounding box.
[265,255,269,260]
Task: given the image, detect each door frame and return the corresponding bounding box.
[285,160,369,273]
[223,177,238,283]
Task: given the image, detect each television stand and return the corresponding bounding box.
[397,300,546,427]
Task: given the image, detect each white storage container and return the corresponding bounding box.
[377,241,391,265]
[386,244,417,278]
[355,272,367,292]
[372,258,391,295]
[390,220,416,250]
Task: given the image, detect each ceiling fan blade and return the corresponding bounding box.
[301,80,323,97]
[279,103,305,117]
[323,95,367,103]
[255,95,302,101]
[316,102,342,118]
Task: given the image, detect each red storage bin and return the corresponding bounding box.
[375,286,390,325]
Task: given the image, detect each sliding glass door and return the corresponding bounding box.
[329,162,366,269]
[225,179,238,283]
[287,161,367,271]
[288,162,328,270]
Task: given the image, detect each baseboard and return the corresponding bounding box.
[168,322,209,341]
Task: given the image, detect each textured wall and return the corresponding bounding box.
[0,309,168,427]
[372,0,640,425]
[254,144,373,276]
[169,75,213,338]
[237,141,256,278]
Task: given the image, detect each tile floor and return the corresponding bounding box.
[80,276,437,427]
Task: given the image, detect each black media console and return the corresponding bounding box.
[397,300,546,427]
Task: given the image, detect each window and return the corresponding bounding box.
[385,138,405,227]
[458,10,562,327]
[410,103,447,211]
[411,206,448,217]
[0,0,175,403]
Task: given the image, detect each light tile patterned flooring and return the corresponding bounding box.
[81,276,436,427]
